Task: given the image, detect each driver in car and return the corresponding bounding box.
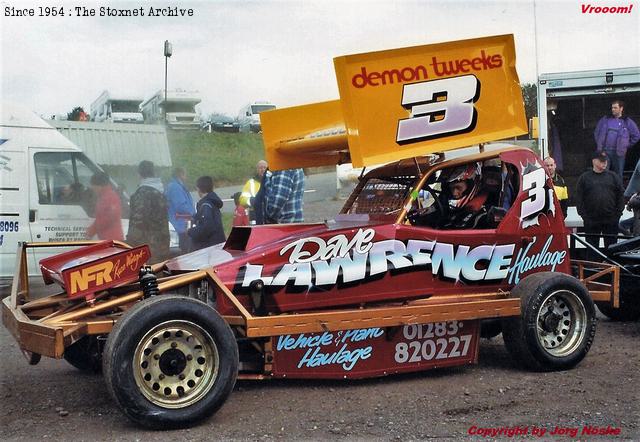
[441,163,489,229]
[409,162,492,229]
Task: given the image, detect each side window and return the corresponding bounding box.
[33,152,98,214]
[34,152,75,205]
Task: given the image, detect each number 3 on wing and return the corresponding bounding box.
[396,75,480,144]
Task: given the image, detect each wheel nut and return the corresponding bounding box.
[159,374,165,380]
[171,342,178,349]
[186,354,193,361]
[179,374,185,380]
[154,354,160,360]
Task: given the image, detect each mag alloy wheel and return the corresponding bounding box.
[535,289,587,357]
[133,320,220,409]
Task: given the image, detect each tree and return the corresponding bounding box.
[521,82,538,122]
[67,106,88,121]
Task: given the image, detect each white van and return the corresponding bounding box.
[238,101,276,133]
[0,102,131,279]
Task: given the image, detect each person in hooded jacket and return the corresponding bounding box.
[188,176,226,251]
[126,160,170,263]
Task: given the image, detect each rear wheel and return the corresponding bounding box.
[502,272,596,371]
[102,295,238,429]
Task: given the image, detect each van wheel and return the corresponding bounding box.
[102,295,238,429]
[64,336,103,372]
[502,272,596,371]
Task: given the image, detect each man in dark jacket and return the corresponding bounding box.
[576,151,624,260]
[188,176,225,251]
[126,161,170,263]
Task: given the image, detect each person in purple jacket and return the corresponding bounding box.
[594,100,640,177]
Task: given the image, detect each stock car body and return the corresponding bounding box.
[2,35,621,429]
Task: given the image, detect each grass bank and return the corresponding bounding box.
[167,131,266,188]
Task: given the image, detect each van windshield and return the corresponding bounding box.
[251,105,276,114]
[165,102,197,113]
[111,101,141,113]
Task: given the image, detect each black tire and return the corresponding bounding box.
[596,302,640,321]
[595,274,640,321]
[102,295,238,429]
[64,336,103,372]
[501,272,596,371]
[479,319,502,339]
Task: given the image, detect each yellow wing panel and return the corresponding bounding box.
[261,100,349,171]
[333,34,527,167]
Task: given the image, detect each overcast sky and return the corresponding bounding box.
[1,0,638,118]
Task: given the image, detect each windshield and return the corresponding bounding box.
[165,102,197,113]
[342,176,415,217]
[111,100,141,113]
[251,104,276,114]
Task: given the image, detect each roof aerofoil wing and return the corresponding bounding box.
[262,34,527,171]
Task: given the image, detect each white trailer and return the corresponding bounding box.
[141,89,201,129]
[537,67,640,225]
[90,90,144,123]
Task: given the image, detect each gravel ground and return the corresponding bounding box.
[1,198,639,441]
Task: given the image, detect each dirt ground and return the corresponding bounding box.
[1,199,639,441]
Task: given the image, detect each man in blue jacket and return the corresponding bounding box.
[594,100,640,177]
[165,167,195,253]
[188,176,226,251]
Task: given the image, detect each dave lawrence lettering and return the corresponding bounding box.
[242,229,515,288]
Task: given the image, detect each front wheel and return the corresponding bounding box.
[102,295,238,429]
[502,272,596,371]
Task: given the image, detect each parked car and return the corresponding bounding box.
[211,114,239,133]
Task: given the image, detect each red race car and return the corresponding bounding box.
[2,35,620,429]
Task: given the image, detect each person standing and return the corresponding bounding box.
[263,168,305,224]
[240,160,268,223]
[86,172,124,241]
[126,160,170,263]
[575,151,624,259]
[232,192,249,227]
[543,156,568,218]
[594,100,640,177]
[165,167,195,253]
[188,176,226,251]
